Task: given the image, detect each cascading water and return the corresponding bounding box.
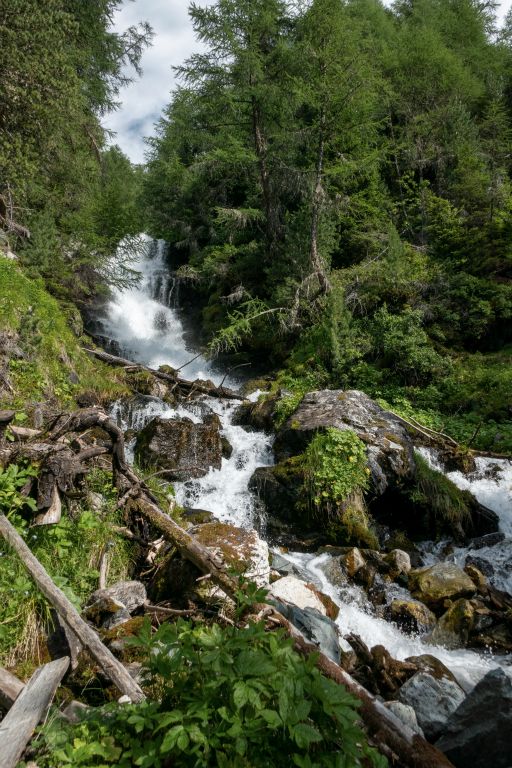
[103,239,511,691]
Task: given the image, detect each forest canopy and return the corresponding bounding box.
[143,0,512,451]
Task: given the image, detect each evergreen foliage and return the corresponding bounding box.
[143,0,512,450]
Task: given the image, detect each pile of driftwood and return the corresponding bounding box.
[0,405,455,768]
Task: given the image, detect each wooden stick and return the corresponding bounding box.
[0,657,69,768]
[83,347,244,400]
[0,514,145,703]
[0,667,24,711]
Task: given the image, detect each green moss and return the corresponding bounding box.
[0,258,127,412]
[411,452,471,533]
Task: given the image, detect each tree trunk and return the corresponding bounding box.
[0,657,69,768]
[0,514,145,703]
[309,104,331,294]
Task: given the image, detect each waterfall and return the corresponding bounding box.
[101,238,511,691]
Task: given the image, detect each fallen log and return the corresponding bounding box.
[83,347,244,401]
[0,667,24,711]
[0,514,145,703]
[0,657,69,768]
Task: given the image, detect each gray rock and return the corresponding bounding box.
[398,671,466,741]
[274,389,415,494]
[273,600,341,663]
[87,581,147,615]
[384,701,424,736]
[135,416,222,481]
[103,608,132,630]
[468,532,505,550]
[436,667,512,768]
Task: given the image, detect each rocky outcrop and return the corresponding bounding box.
[435,667,512,768]
[134,414,222,480]
[274,389,415,494]
[398,671,466,741]
[408,563,476,608]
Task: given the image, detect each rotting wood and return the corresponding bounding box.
[34,484,62,526]
[83,347,244,401]
[0,514,145,703]
[0,667,24,711]
[0,657,69,768]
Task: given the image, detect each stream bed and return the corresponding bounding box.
[103,239,512,693]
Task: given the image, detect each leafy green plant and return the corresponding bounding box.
[410,452,471,534]
[303,429,369,514]
[0,463,37,517]
[35,619,387,768]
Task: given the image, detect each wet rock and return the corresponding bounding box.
[429,599,474,649]
[405,654,458,684]
[354,563,377,591]
[343,547,366,578]
[134,415,222,481]
[274,389,415,495]
[464,554,494,578]
[87,581,147,615]
[384,549,411,577]
[249,459,303,526]
[233,394,278,432]
[468,531,505,550]
[386,599,437,634]
[384,701,424,736]
[269,575,328,616]
[397,671,466,741]
[463,563,488,591]
[472,622,512,652]
[409,563,476,608]
[436,667,512,768]
[221,436,233,459]
[304,583,339,620]
[274,601,341,663]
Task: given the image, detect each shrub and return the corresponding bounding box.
[35,619,387,768]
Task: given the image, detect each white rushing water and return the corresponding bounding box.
[104,239,511,690]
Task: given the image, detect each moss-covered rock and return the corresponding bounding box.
[387,600,437,634]
[429,599,474,649]
[408,563,476,608]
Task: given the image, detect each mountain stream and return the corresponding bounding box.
[104,239,512,693]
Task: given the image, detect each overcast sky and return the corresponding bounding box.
[103,0,512,163]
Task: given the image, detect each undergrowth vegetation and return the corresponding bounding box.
[0,259,127,411]
[302,429,377,548]
[33,619,387,768]
[0,468,134,670]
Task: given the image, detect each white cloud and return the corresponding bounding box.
[103,0,512,164]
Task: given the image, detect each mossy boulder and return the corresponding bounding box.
[409,563,476,608]
[429,599,474,649]
[233,393,279,432]
[134,414,222,481]
[274,389,415,495]
[387,600,437,634]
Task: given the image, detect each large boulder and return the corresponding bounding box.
[408,563,476,608]
[274,389,415,495]
[436,667,512,768]
[150,522,270,605]
[398,671,466,741]
[134,414,222,480]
